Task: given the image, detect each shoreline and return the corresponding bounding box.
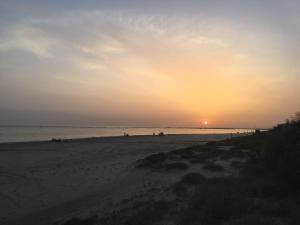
[0,133,247,145]
[0,126,255,144]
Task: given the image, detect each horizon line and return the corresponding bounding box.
[0,124,269,130]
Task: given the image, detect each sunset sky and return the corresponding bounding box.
[0,0,299,128]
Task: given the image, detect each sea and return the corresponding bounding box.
[0,126,256,143]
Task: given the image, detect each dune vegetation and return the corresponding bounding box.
[61,113,300,225]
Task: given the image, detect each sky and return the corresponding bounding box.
[0,0,299,128]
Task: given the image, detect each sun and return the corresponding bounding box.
[204,121,208,125]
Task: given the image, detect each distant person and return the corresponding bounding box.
[158,132,164,136]
[51,138,62,142]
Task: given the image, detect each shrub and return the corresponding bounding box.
[163,162,188,171]
[230,160,242,168]
[203,162,224,172]
[124,200,171,225]
[290,204,300,225]
[62,216,98,225]
[135,153,167,168]
[224,215,276,225]
[259,114,300,188]
[179,179,253,225]
[180,172,206,185]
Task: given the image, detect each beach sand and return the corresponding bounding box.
[0,134,235,225]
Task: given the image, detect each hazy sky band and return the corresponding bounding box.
[0,0,299,127]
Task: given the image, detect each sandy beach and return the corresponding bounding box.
[1,1,299,224]
[0,134,234,225]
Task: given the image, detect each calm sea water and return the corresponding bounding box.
[0,126,255,143]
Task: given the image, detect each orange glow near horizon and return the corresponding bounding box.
[0,4,299,128]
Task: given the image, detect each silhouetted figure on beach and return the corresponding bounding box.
[158,132,164,136]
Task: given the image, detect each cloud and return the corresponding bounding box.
[0,5,299,127]
[0,24,57,58]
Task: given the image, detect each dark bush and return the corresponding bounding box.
[135,153,167,168]
[124,200,171,225]
[230,160,242,168]
[162,162,188,171]
[290,204,300,225]
[62,216,98,225]
[179,178,253,225]
[259,114,300,188]
[224,215,276,225]
[180,172,206,185]
[203,162,224,172]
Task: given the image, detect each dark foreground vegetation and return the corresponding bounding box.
[60,113,300,225]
